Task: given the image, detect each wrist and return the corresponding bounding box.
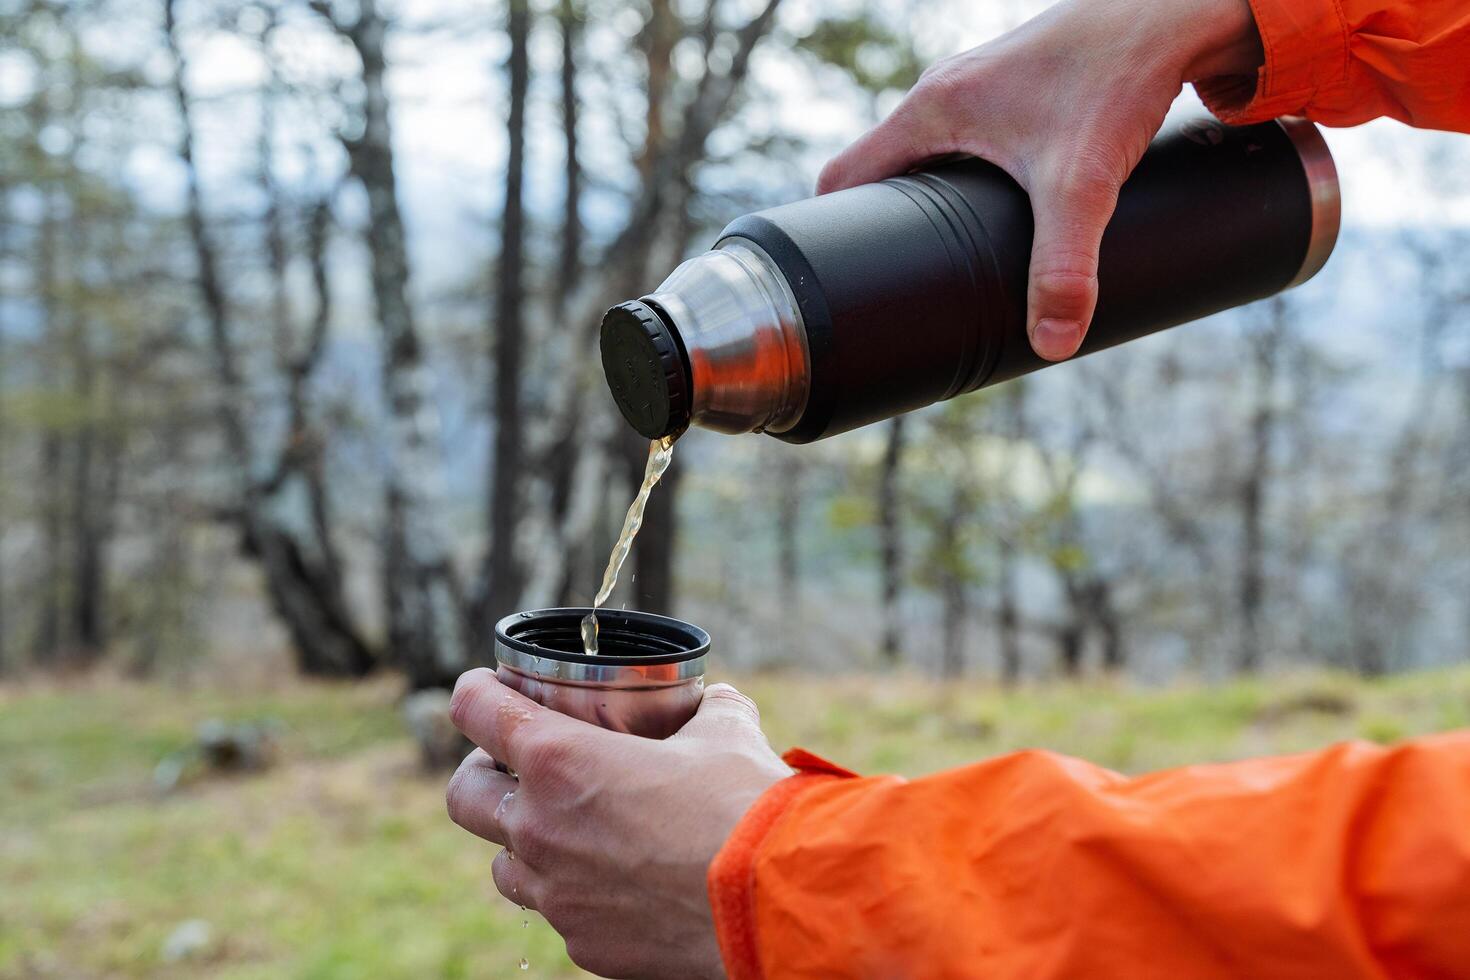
[1177,0,1263,81]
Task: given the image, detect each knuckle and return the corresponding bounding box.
[520,732,575,779]
[816,157,845,194]
[706,685,760,721]
[1031,268,1098,312]
[444,766,476,827]
[1031,249,1099,281]
[913,58,964,104]
[1043,145,1127,200]
[506,810,550,863]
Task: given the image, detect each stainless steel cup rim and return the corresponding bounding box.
[494,607,709,687]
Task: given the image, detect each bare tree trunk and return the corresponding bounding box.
[995,383,1028,684]
[774,451,800,646]
[168,0,375,679]
[65,176,107,663]
[877,417,906,664]
[997,534,1021,685]
[325,0,465,687]
[0,194,7,673]
[612,0,682,614]
[1056,618,1084,678]
[479,0,531,632]
[1085,578,1124,672]
[540,0,584,605]
[1236,306,1280,674]
[555,0,582,309]
[68,342,105,659]
[299,201,349,586]
[33,172,63,665]
[35,430,64,665]
[940,574,966,679]
[1055,575,1086,677]
[939,485,967,679]
[637,0,678,181]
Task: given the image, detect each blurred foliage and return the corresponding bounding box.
[798,10,925,94]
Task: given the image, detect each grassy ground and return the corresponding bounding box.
[3,666,1468,978]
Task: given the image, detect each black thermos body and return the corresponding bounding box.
[600,117,1340,444]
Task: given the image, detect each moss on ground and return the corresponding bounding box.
[2,667,1467,978]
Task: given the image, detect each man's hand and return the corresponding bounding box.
[446,670,791,979]
[818,0,1263,362]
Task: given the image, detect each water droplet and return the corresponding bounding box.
[519,611,533,618]
[519,958,529,970]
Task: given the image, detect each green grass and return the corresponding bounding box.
[3,666,1468,978]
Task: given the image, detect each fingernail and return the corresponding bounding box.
[1031,318,1083,361]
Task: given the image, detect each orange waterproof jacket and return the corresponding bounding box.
[708,5,1470,976]
[1196,0,1470,130]
[710,737,1470,978]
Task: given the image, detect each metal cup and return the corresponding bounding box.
[493,608,708,739]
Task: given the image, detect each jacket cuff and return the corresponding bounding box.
[1195,0,1351,124]
[706,749,858,980]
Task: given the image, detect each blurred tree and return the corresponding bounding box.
[477,0,531,636]
[4,0,1465,689]
[1234,299,1285,674]
[799,4,923,666]
[876,418,906,664]
[517,0,786,618]
[0,154,9,674]
[909,397,996,678]
[165,0,375,678]
[1033,389,1125,677]
[776,447,801,655]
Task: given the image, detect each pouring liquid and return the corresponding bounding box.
[581,435,677,655]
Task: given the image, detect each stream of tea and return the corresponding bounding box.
[580,434,677,655]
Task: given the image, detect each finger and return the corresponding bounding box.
[446,748,519,845]
[450,668,608,777]
[1024,161,1123,361]
[817,77,961,194]
[491,847,539,911]
[674,683,765,742]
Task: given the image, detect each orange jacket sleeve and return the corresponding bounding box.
[707,734,1470,979]
[1195,0,1470,132]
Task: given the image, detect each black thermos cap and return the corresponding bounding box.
[599,300,691,440]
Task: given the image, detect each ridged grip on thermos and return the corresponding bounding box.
[600,117,1340,443]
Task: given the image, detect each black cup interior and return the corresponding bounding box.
[496,608,709,666]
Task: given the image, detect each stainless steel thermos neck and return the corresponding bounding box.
[599,117,1340,444]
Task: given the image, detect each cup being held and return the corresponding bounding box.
[493,608,708,739]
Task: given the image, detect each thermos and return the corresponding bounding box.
[599,117,1340,443]
[494,608,708,739]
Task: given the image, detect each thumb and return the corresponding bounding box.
[675,683,764,743]
[1025,166,1122,361]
